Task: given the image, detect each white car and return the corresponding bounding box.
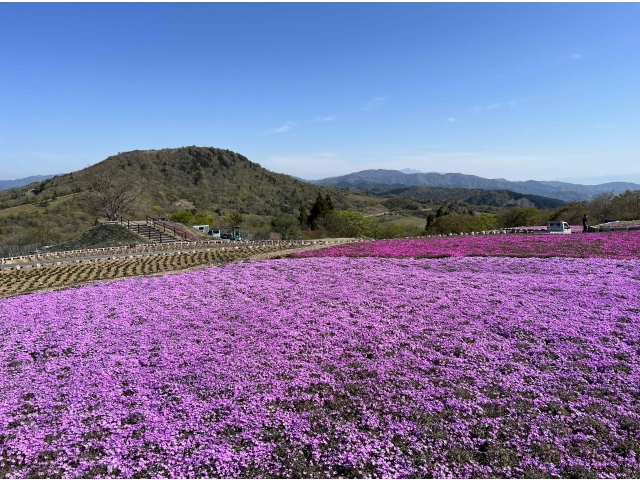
[546,221,572,234]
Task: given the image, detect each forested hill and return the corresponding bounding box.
[0,147,350,218]
[313,169,640,202]
[397,186,566,209]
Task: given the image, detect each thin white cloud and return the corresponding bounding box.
[361,97,386,111]
[571,53,581,59]
[314,116,336,122]
[271,121,296,134]
[468,101,515,113]
[446,118,456,122]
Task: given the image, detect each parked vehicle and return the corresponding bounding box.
[546,221,572,234]
[193,224,210,235]
[208,229,221,239]
[217,227,243,241]
[230,226,243,241]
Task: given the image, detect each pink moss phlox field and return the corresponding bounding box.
[293,231,640,260]
[1,257,640,478]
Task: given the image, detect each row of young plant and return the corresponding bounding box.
[0,244,297,297]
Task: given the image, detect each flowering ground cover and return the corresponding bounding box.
[293,230,640,260]
[1,256,639,478]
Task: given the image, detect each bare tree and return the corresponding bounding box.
[612,189,640,221]
[271,214,301,240]
[83,164,142,220]
[587,191,615,224]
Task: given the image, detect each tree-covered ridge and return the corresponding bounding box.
[342,185,566,209]
[0,147,351,218]
[0,147,353,247]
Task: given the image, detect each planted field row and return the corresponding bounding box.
[0,240,319,265]
[0,245,294,298]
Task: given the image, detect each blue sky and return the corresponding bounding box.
[1,3,639,182]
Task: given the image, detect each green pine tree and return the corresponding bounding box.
[426,213,435,230]
[308,192,329,228]
[325,194,334,212]
[298,205,309,226]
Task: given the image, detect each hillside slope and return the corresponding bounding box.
[0,147,350,218]
[50,224,152,251]
[313,169,640,202]
[0,147,356,246]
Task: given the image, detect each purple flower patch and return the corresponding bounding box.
[0,256,639,478]
[293,231,640,260]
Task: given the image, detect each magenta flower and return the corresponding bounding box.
[293,231,640,260]
[1,256,639,477]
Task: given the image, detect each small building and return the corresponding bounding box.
[193,225,210,235]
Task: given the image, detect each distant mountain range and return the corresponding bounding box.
[556,173,640,185]
[0,175,57,192]
[397,186,566,209]
[312,169,640,202]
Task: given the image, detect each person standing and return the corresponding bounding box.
[583,214,589,233]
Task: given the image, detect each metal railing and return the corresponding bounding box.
[145,216,200,242]
[116,217,175,244]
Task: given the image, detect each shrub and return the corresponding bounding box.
[323,210,377,238]
[430,214,497,234]
[374,223,405,239]
[193,212,215,227]
[271,215,301,240]
[496,207,541,228]
[171,210,194,225]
